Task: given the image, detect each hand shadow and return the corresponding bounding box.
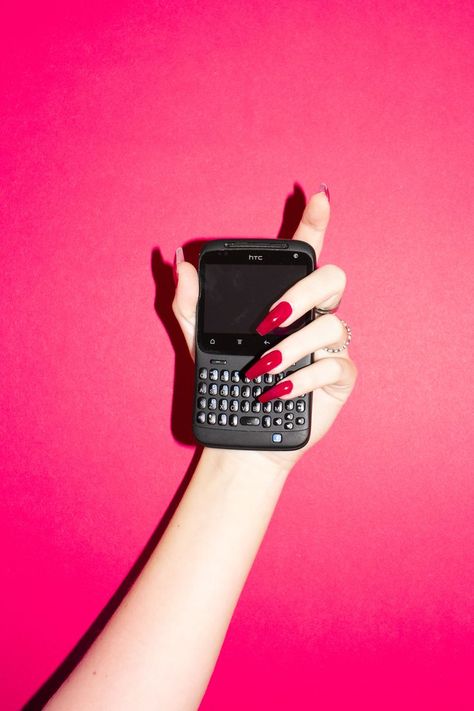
[22,181,308,709]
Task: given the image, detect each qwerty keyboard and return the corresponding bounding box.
[195,367,307,430]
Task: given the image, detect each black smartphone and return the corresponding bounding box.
[193,238,316,450]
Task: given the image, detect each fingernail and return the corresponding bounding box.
[318,183,330,203]
[256,301,292,336]
[173,247,184,286]
[258,379,293,403]
[245,350,282,380]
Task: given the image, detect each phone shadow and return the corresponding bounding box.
[22,182,308,709]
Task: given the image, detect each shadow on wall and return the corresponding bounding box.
[22,181,308,709]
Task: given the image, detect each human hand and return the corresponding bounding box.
[172,186,357,472]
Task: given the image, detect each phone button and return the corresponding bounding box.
[240,416,260,426]
[272,433,283,443]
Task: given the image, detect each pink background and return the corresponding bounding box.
[2,1,473,709]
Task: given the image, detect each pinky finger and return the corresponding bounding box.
[258,357,357,404]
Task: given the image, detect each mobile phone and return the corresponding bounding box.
[193,238,316,450]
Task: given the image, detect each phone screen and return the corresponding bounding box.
[198,248,313,354]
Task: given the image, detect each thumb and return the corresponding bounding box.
[172,248,199,359]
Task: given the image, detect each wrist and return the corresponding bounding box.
[199,446,293,483]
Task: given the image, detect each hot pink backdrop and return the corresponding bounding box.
[1,1,473,709]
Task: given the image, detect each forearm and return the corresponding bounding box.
[46,447,291,711]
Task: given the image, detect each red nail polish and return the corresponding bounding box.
[258,379,293,403]
[256,301,292,336]
[245,350,282,380]
[318,182,330,203]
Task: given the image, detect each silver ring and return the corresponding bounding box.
[323,319,352,353]
[314,300,341,316]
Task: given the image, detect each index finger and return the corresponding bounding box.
[291,184,330,262]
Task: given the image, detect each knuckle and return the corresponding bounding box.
[325,264,347,289]
[346,358,358,382]
[321,313,344,340]
[329,357,345,379]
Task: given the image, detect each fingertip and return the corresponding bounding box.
[317,183,330,203]
[173,247,185,286]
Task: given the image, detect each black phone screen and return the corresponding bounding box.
[198,248,313,354]
[203,263,307,333]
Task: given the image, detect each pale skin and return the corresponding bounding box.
[45,187,357,710]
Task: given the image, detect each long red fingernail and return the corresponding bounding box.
[245,350,282,380]
[318,182,330,203]
[258,379,293,403]
[256,301,292,336]
[173,247,184,286]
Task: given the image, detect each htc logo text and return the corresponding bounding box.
[249,254,263,261]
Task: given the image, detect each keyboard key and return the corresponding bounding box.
[243,376,251,384]
[296,417,305,425]
[208,398,217,410]
[241,401,250,413]
[273,417,283,426]
[209,383,218,395]
[296,399,306,412]
[262,402,272,413]
[230,399,239,412]
[229,414,238,426]
[251,401,261,413]
[263,416,271,428]
[274,401,283,413]
[241,385,251,398]
[231,371,240,383]
[285,400,294,411]
[240,416,260,426]
[275,372,285,382]
[218,413,227,426]
[199,368,208,380]
[196,411,206,424]
[197,397,206,410]
[272,433,282,443]
[207,413,217,424]
[219,399,228,411]
[198,381,207,395]
[284,422,294,430]
[210,369,219,380]
[252,386,262,397]
[253,375,262,384]
[285,413,294,421]
[221,370,230,382]
[219,384,229,397]
[264,373,274,384]
[230,385,239,397]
